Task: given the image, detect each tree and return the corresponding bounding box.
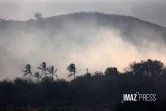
[67,63,76,80]
[34,72,40,83]
[105,67,119,76]
[127,59,166,79]
[34,13,43,20]
[38,62,47,78]
[47,66,58,82]
[22,64,32,83]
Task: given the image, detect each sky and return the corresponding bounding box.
[0,0,166,27]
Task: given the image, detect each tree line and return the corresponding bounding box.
[22,62,76,83]
[23,59,166,83]
[0,59,166,111]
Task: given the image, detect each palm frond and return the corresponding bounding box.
[40,64,43,67]
[34,72,40,77]
[22,70,28,73]
[47,67,51,73]
[54,74,58,78]
[25,64,31,70]
[54,69,57,73]
[40,73,43,78]
[40,62,46,69]
[46,67,50,70]
[67,73,73,78]
[37,67,43,69]
[67,63,76,73]
[23,72,29,76]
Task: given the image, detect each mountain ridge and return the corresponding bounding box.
[1,12,165,29]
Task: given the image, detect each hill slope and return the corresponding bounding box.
[0,12,166,77]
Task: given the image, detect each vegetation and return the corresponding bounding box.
[33,72,40,83]
[0,59,166,110]
[1,12,166,110]
[37,62,47,78]
[67,63,76,80]
[34,13,43,20]
[47,66,58,82]
[22,64,32,83]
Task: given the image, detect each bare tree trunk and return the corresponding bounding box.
[38,77,39,83]
[29,73,31,83]
[74,72,76,80]
[52,73,54,82]
[45,70,46,78]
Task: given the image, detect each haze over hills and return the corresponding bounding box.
[0,12,166,78]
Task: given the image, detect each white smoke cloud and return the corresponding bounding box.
[0,14,166,79]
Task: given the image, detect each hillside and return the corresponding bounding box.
[0,12,166,77]
[1,12,166,44]
[1,12,166,111]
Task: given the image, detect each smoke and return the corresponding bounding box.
[67,28,166,74]
[0,24,166,79]
[0,12,166,79]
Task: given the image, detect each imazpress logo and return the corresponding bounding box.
[121,92,156,103]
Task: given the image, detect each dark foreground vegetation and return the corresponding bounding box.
[1,59,166,111]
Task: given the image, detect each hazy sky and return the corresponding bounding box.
[0,0,166,27]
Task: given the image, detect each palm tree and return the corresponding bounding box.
[47,66,58,82]
[34,72,40,83]
[22,64,32,83]
[67,63,76,80]
[37,62,47,78]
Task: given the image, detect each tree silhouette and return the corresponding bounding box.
[47,66,58,82]
[34,72,40,83]
[38,62,47,78]
[67,63,76,80]
[105,67,119,76]
[22,64,32,83]
[34,13,43,20]
[128,59,166,79]
[1,59,166,110]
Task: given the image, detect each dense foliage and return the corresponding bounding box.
[0,59,166,111]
